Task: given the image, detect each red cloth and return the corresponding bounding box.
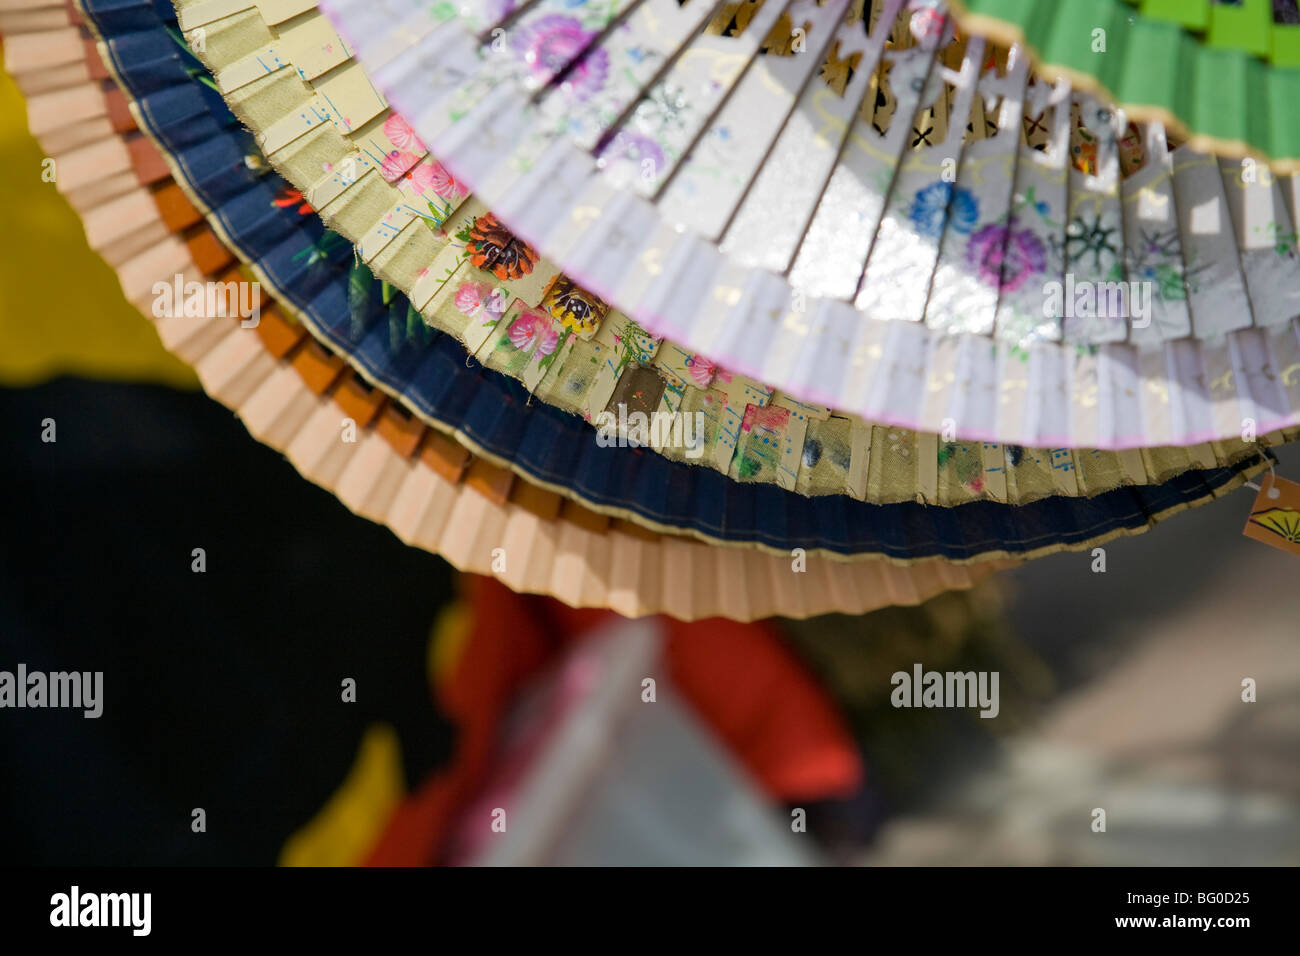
[364,576,861,865]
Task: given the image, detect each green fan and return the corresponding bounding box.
[950,0,1300,166]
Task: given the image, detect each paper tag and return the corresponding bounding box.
[1242,474,1300,556]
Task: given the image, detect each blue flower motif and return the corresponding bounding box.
[908,182,979,238]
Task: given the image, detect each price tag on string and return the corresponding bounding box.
[1242,468,1300,557]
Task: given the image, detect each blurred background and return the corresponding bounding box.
[2,49,1298,867]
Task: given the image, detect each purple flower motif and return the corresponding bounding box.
[512,15,609,101]
[967,221,1047,292]
[597,129,664,174]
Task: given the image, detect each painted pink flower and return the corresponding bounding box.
[686,354,715,387]
[454,281,487,314]
[381,155,462,199]
[404,164,438,195]
[383,113,424,152]
[380,149,418,183]
[425,161,465,201]
[454,281,505,322]
[507,309,558,356]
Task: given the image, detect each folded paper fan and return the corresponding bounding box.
[308,0,1300,449]
[140,0,1289,504]
[63,0,1286,545]
[3,0,1284,620]
[1,0,1029,619]
[947,0,1300,167]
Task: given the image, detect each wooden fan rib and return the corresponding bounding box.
[510,479,564,523]
[252,304,309,359]
[419,431,472,485]
[372,403,427,460]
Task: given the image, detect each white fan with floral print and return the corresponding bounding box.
[306,0,1300,451]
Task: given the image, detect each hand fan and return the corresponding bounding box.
[312,0,1300,448]
[106,0,1294,554]
[5,0,1282,621]
[71,0,1290,515]
[161,0,1298,506]
[2,0,1026,619]
[948,0,1300,165]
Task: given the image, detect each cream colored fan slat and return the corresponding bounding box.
[87,216,173,268]
[714,545,752,622]
[605,531,661,621]
[547,517,613,611]
[283,400,359,483]
[191,322,280,407]
[24,82,109,134]
[64,170,141,213]
[0,9,68,31]
[51,136,133,192]
[403,475,464,553]
[240,363,323,445]
[334,431,414,522]
[437,488,507,571]
[117,239,195,306]
[384,461,444,546]
[496,508,557,597]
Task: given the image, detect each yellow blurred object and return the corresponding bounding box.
[0,50,197,389]
[280,605,472,866]
[429,599,473,691]
[278,723,407,867]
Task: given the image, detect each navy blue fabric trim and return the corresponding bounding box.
[81,0,1265,558]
